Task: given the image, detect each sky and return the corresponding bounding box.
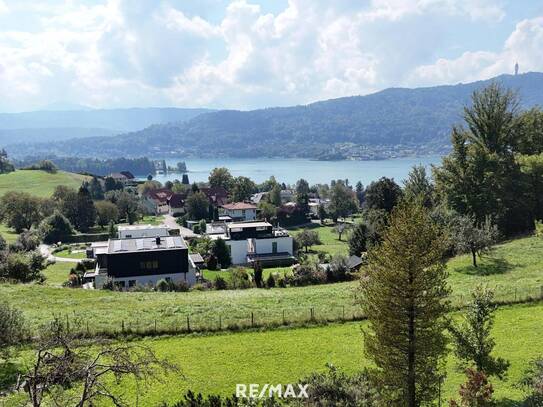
[0,0,542,112]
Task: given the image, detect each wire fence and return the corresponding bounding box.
[52,284,543,340]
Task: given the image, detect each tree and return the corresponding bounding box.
[448,285,509,379]
[182,174,190,185]
[230,176,256,202]
[115,191,140,224]
[451,215,498,267]
[329,181,358,221]
[107,220,118,238]
[318,204,327,223]
[295,178,310,213]
[0,251,46,283]
[73,186,96,232]
[186,192,209,221]
[87,177,104,200]
[253,260,263,288]
[333,222,351,241]
[104,176,122,192]
[355,181,365,205]
[403,165,434,208]
[212,238,231,268]
[269,184,282,206]
[365,177,403,213]
[360,201,450,406]
[95,200,119,229]
[39,211,74,244]
[0,149,14,174]
[295,229,321,253]
[258,201,276,221]
[208,167,233,190]
[449,368,494,407]
[348,222,372,256]
[19,317,176,407]
[0,191,43,232]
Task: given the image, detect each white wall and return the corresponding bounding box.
[225,236,293,265]
[118,227,169,239]
[221,208,256,221]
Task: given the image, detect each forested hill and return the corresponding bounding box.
[0,107,213,145]
[9,72,543,159]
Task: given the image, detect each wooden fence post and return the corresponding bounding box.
[186,315,191,332]
[282,309,285,325]
[251,312,254,327]
[219,315,222,330]
[342,306,345,320]
[154,319,157,333]
[121,320,125,333]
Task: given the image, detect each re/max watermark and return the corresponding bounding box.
[236,384,309,399]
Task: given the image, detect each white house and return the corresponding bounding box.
[117,224,169,239]
[219,202,257,222]
[211,221,295,267]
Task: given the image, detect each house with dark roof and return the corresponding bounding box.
[142,188,174,215]
[219,202,257,221]
[200,186,228,207]
[167,193,186,216]
[89,235,197,289]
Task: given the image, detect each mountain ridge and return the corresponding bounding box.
[6,72,543,159]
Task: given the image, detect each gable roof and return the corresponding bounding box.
[200,186,228,205]
[168,193,186,208]
[145,188,174,203]
[109,172,128,180]
[221,202,257,210]
[120,171,135,179]
[347,255,363,270]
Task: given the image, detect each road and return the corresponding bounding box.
[39,244,84,263]
[161,214,199,238]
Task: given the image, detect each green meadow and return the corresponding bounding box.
[0,169,89,198]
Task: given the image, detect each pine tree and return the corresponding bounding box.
[360,201,450,406]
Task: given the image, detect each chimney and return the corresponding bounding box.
[155,236,161,245]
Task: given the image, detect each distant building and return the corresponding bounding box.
[211,221,295,267]
[89,235,197,290]
[200,186,228,207]
[143,188,174,215]
[117,224,169,239]
[251,192,268,205]
[219,202,257,221]
[167,193,186,216]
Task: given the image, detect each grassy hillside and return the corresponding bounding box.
[0,169,89,197]
[97,303,543,405]
[1,235,542,335]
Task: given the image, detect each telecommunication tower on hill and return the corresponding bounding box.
[515,62,519,75]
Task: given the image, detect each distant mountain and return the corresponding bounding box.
[8,73,543,159]
[0,107,213,145]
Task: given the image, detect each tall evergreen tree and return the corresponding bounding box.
[74,186,96,232]
[360,201,450,406]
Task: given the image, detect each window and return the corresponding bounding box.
[139,260,159,270]
[272,242,278,254]
[128,280,136,287]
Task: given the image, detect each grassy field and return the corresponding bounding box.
[0,170,89,197]
[100,302,543,405]
[42,261,77,287]
[1,235,542,335]
[0,223,18,244]
[53,249,87,259]
[202,267,292,282]
[289,224,349,256]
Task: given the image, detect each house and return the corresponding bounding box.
[280,189,295,203]
[117,224,169,239]
[108,172,129,184]
[211,221,295,267]
[143,188,174,215]
[219,202,257,221]
[167,193,186,216]
[90,235,197,290]
[308,198,330,218]
[250,192,268,205]
[346,255,364,271]
[200,186,228,207]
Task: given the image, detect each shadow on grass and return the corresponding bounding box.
[495,398,523,407]
[455,256,515,276]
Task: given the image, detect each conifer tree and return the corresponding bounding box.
[360,200,450,406]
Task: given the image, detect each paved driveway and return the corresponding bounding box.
[161,214,199,238]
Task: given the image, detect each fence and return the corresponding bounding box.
[52,284,543,340]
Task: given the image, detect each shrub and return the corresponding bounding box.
[12,229,41,252]
[214,276,228,290]
[449,368,494,407]
[325,255,352,283]
[295,364,381,406]
[0,251,46,283]
[266,273,276,288]
[206,255,218,270]
[520,358,543,406]
[228,268,252,289]
[39,211,74,244]
[277,277,287,288]
[0,301,28,356]
[288,264,326,287]
[212,238,231,268]
[156,279,171,292]
[535,220,543,238]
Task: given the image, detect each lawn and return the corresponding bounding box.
[1,235,542,335]
[0,170,89,197]
[53,249,87,260]
[0,223,18,244]
[288,224,349,256]
[104,302,543,405]
[42,261,77,287]
[202,267,292,282]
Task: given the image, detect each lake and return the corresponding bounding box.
[149,156,444,186]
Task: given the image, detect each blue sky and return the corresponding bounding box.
[0,0,542,112]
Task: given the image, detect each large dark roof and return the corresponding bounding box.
[168,193,186,208]
[145,188,174,203]
[107,236,186,254]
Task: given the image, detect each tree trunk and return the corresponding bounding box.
[471,249,477,267]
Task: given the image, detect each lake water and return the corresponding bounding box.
[149,156,444,186]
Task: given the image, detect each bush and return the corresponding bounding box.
[266,273,276,288]
[39,211,74,244]
[0,301,28,355]
[294,364,381,406]
[12,229,41,252]
[214,275,228,290]
[277,277,287,288]
[206,255,218,270]
[0,251,46,283]
[288,263,326,287]
[520,358,543,406]
[228,268,252,289]
[325,255,352,283]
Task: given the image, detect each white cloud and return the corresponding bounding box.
[411,16,543,85]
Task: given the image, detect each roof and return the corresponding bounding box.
[107,236,186,254]
[168,193,186,208]
[109,172,128,179]
[189,253,205,264]
[227,221,272,229]
[251,192,268,204]
[120,171,135,179]
[200,187,228,205]
[221,202,257,210]
[145,188,174,203]
[347,255,363,270]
